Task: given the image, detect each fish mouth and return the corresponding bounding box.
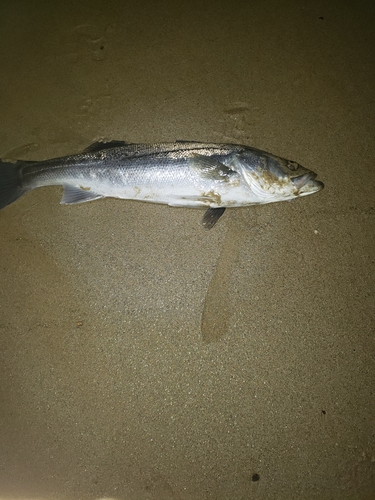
[292,172,324,195]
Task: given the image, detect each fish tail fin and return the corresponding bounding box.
[0,160,28,210]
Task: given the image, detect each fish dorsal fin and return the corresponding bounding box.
[83,140,129,153]
[202,207,226,229]
[61,185,105,205]
[189,155,240,183]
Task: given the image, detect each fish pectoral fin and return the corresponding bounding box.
[83,140,130,153]
[189,155,240,183]
[202,207,226,229]
[61,185,105,205]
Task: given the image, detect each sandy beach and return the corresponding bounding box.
[1,1,374,498]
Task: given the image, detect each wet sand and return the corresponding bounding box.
[1,1,375,498]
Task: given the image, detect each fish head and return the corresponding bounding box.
[233,148,324,203]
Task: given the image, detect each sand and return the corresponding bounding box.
[1,0,374,498]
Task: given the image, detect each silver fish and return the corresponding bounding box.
[0,140,323,228]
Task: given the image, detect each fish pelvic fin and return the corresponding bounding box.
[0,159,29,210]
[202,207,226,229]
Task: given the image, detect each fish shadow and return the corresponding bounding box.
[201,209,255,343]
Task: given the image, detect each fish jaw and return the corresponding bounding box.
[294,175,324,196]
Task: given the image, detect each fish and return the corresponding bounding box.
[0,140,324,228]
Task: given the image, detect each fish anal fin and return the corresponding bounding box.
[202,207,226,229]
[83,140,129,153]
[61,185,104,205]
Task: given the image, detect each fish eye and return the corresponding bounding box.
[286,160,299,171]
